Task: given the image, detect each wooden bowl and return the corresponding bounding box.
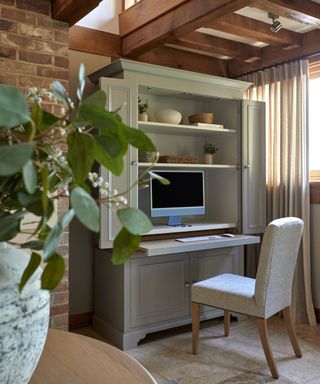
[188,113,214,124]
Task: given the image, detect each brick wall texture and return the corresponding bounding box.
[0,0,70,330]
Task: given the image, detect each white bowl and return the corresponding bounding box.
[156,108,182,124]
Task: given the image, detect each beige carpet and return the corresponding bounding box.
[125,317,320,384]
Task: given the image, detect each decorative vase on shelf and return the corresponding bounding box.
[0,243,50,384]
[204,154,214,164]
[138,112,148,122]
[156,108,182,124]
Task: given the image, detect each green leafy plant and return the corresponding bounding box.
[138,97,148,114]
[0,64,157,292]
[204,143,218,154]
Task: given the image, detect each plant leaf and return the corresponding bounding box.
[70,187,100,232]
[117,207,152,235]
[82,90,106,108]
[41,253,65,290]
[123,125,156,152]
[93,137,123,176]
[149,171,171,185]
[0,142,35,176]
[0,84,30,128]
[77,63,86,101]
[68,132,95,183]
[19,252,41,292]
[0,211,24,241]
[112,227,140,264]
[21,240,44,250]
[23,160,37,194]
[51,80,69,107]
[43,209,75,261]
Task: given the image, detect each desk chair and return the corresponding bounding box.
[191,217,304,379]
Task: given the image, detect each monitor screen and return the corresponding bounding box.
[150,170,205,225]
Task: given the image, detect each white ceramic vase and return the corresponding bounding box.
[138,112,148,121]
[156,108,182,124]
[204,154,214,164]
[0,243,50,384]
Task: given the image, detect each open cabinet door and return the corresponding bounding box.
[242,100,266,234]
[99,77,138,248]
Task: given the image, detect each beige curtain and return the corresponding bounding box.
[241,60,316,326]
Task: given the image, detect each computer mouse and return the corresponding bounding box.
[221,233,235,237]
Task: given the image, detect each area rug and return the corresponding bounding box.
[127,317,320,384]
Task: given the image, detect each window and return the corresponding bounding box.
[309,60,320,181]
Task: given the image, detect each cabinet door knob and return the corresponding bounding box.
[244,164,250,169]
[184,282,191,288]
[130,161,138,166]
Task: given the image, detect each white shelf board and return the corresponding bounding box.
[138,121,236,136]
[138,162,237,169]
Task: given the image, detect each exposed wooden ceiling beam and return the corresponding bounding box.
[206,13,302,48]
[119,0,189,37]
[121,0,256,57]
[69,26,120,58]
[252,0,320,27]
[52,0,102,26]
[137,45,228,77]
[175,31,262,62]
[228,29,320,78]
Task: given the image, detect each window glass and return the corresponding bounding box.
[309,77,320,179]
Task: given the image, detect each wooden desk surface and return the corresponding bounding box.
[30,329,157,384]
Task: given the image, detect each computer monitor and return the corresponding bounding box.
[150,170,205,226]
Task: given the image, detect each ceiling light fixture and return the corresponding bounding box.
[268,12,282,33]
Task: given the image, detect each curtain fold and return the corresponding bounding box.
[241,60,316,326]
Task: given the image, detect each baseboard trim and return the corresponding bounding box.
[69,311,93,330]
[315,308,320,323]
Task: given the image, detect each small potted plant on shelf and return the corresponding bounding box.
[138,97,149,121]
[204,143,218,164]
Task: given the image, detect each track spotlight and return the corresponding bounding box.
[268,12,282,33]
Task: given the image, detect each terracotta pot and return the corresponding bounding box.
[0,243,50,384]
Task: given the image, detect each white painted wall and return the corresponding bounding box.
[76,0,120,34]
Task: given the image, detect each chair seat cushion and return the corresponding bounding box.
[192,273,266,318]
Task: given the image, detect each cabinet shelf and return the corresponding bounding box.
[138,162,237,169]
[138,121,236,136]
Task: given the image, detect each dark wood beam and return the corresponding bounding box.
[136,45,228,77]
[119,0,189,37]
[228,29,320,78]
[69,26,120,57]
[52,0,102,26]
[253,0,320,27]
[121,0,256,57]
[176,31,262,62]
[207,13,302,48]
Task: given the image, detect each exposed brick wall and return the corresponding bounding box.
[0,0,70,330]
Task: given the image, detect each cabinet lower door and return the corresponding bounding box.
[190,247,243,314]
[130,254,189,328]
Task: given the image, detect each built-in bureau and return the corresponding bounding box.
[89,60,266,350]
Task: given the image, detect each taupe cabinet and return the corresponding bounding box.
[89,60,266,350]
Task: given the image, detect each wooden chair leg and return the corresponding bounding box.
[224,310,230,337]
[256,318,279,379]
[192,302,200,355]
[283,306,302,358]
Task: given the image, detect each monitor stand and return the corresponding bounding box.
[168,216,182,226]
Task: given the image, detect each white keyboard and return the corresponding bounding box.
[176,235,222,243]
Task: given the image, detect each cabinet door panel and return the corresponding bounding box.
[130,254,189,328]
[99,78,138,248]
[242,100,266,234]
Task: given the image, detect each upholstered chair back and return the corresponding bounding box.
[255,217,304,318]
